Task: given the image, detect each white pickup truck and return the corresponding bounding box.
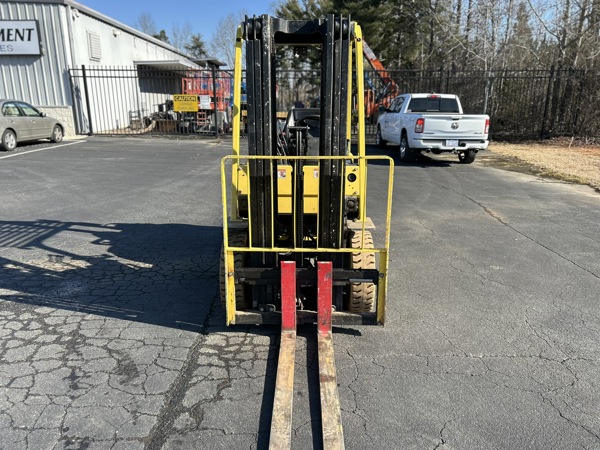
[376,93,490,164]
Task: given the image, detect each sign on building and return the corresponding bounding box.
[173,95,199,112]
[0,20,41,55]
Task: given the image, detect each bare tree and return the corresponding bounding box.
[135,13,157,36]
[501,2,538,68]
[527,0,600,67]
[135,13,171,44]
[171,23,194,52]
[566,0,600,67]
[209,12,249,68]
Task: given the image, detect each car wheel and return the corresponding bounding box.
[458,150,476,164]
[376,127,387,148]
[1,129,17,151]
[399,133,413,161]
[50,125,63,143]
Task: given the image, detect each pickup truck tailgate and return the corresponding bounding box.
[422,115,487,138]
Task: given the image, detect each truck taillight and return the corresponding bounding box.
[484,118,490,134]
[415,118,425,133]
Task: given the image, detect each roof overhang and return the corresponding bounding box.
[134,60,202,70]
[192,57,227,68]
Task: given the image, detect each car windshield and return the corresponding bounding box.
[408,98,459,113]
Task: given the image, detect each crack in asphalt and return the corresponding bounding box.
[144,332,207,449]
[437,182,600,281]
[423,321,469,357]
[433,419,452,450]
[542,395,600,441]
[418,219,435,235]
[2,174,599,449]
[481,206,599,281]
[0,239,226,449]
[343,347,372,439]
[448,262,486,286]
[523,309,571,359]
[144,294,276,448]
[363,335,600,444]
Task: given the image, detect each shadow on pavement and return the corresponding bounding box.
[0,219,221,332]
[0,219,364,448]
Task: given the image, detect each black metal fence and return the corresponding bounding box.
[69,65,600,140]
[68,65,234,137]
[363,66,600,139]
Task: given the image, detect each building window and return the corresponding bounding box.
[87,31,101,61]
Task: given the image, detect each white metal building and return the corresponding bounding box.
[0,0,203,136]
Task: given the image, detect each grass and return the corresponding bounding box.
[482,138,600,192]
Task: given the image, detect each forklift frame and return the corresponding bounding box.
[220,14,395,449]
[222,15,393,325]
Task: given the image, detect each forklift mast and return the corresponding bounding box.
[245,15,350,251]
[221,14,394,326]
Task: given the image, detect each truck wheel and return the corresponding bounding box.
[458,150,476,164]
[399,134,413,161]
[376,127,387,148]
[348,230,376,313]
[219,229,249,311]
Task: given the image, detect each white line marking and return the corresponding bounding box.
[0,141,84,160]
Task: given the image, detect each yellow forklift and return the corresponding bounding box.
[220,14,394,449]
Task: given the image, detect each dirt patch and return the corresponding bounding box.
[479,138,600,193]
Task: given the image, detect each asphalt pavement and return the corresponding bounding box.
[1,137,599,449]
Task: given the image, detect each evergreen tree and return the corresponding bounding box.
[329,0,433,69]
[185,34,208,58]
[153,30,170,43]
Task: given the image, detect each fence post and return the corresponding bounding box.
[81,65,93,136]
[68,68,81,135]
[540,65,554,139]
[212,65,219,138]
[572,69,586,135]
[483,72,490,114]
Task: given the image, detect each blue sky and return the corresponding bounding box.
[75,0,277,42]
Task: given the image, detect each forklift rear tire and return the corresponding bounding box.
[349,230,376,313]
[219,229,249,311]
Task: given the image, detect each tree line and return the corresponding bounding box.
[133,12,243,67]
[133,2,600,71]
[274,0,600,71]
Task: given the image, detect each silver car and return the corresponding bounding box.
[0,99,64,151]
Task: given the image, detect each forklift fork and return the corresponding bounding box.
[270,261,345,450]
